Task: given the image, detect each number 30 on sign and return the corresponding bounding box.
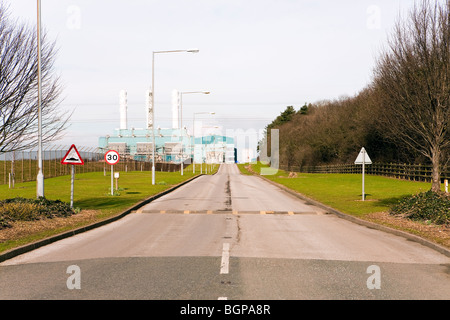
[105,150,120,165]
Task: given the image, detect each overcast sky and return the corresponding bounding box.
[4,0,431,149]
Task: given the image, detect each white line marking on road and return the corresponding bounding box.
[218,297,228,300]
[220,243,230,274]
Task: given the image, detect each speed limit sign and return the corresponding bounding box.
[105,150,120,165]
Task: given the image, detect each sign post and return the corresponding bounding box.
[61,144,85,208]
[114,172,120,191]
[354,147,372,201]
[105,150,120,195]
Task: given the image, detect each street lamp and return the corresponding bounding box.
[192,112,215,173]
[179,91,210,175]
[151,49,199,185]
[36,0,44,198]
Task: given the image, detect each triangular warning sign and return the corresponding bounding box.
[61,144,84,165]
[354,147,372,164]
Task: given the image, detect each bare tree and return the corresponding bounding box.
[0,4,69,153]
[372,0,449,192]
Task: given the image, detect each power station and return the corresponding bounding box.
[98,90,236,164]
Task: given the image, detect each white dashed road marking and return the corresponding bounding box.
[220,243,230,274]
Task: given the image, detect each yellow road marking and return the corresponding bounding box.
[288,211,294,215]
[160,210,166,214]
[207,210,213,214]
[184,210,190,214]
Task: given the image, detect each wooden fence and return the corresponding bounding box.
[280,163,450,182]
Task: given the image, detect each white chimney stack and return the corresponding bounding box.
[119,89,127,130]
[146,89,153,129]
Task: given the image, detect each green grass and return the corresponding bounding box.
[237,162,437,217]
[1,168,200,214]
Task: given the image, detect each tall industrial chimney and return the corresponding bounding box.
[119,90,127,130]
[146,89,153,129]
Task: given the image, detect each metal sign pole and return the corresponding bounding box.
[355,147,371,201]
[70,165,74,208]
[61,145,84,208]
[362,149,365,201]
[111,165,114,196]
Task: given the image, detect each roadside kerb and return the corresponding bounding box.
[255,173,450,258]
[0,174,204,263]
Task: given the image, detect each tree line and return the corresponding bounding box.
[262,0,449,192]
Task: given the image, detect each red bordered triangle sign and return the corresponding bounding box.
[61,144,84,165]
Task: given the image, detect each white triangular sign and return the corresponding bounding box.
[61,144,84,165]
[354,147,372,164]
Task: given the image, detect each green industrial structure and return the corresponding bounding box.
[98,90,236,165]
[98,128,236,165]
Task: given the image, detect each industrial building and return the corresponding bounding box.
[98,90,236,164]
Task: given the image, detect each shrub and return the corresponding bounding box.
[0,202,45,221]
[390,191,450,225]
[0,197,77,229]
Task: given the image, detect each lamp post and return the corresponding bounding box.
[36,0,44,198]
[179,91,210,175]
[151,49,199,185]
[192,112,215,173]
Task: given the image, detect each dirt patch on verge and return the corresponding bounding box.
[362,211,450,248]
[0,210,99,244]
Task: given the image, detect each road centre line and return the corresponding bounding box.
[220,243,230,274]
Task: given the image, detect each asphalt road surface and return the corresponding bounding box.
[1,164,449,300]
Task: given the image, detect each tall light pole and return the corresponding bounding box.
[151,49,199,185]
[192,111,215,173]
[179,91,210,175]
[36,0,44,198]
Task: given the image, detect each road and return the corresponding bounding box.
[0,164,449,301]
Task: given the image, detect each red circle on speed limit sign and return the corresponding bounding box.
[105,150,120,165]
